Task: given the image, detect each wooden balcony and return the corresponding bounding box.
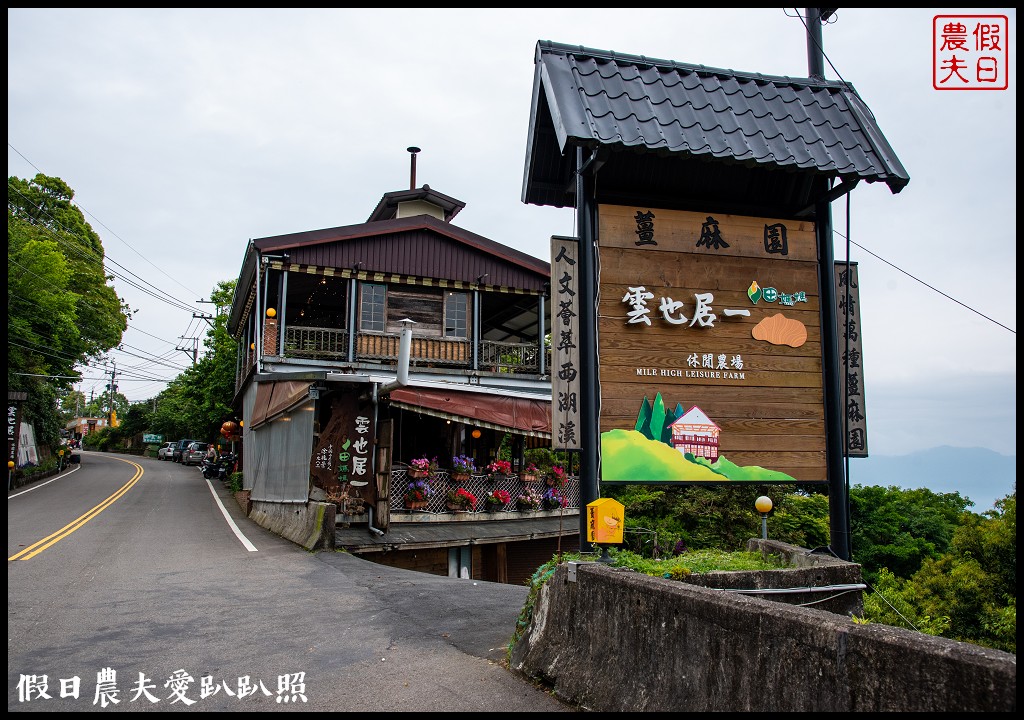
[280,325,543,375]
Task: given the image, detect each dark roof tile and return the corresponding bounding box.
[524,41,909,211]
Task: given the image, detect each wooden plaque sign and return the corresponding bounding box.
[597,205,826,484]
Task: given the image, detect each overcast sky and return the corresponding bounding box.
[8,8,1016,460]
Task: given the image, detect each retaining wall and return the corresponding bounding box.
[510,558,1015,712]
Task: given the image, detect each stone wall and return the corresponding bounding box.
[247,499,335,551]
[510,559,1016,712]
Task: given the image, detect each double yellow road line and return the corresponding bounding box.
[9,458,143,561]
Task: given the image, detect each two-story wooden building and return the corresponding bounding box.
[226,159,579,584]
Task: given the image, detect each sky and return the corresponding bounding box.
[8,8,1017,465]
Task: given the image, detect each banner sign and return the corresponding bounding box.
[550,235,582,451]
[835,261,868,457]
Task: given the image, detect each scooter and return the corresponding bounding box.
[202,453,235,481]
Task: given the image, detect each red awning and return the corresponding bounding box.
[250,380,314,429]
[386,387,551,438]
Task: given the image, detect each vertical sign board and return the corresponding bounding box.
[310,392,377,507]
[835,262,868,457]
[550,236,582,451]
[7,392,26,469]
[596,205,827,485]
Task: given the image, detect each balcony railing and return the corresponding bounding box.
[280,325,542,375]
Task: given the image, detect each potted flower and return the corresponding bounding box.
[546,464,567,488]
[450,455,476,483]
[408,457,431,479]
[403,477,434,510]
[541,486,567,510]
[520,463,541,483]
[483,489,511,512]
[515,486,542,512]
[486,459,512,481]
[445,487,477,512]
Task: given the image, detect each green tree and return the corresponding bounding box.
[849,484,970,585]
[148,280,238,442]
[8,173,129,450]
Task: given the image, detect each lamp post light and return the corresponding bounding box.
[755,495,773,540]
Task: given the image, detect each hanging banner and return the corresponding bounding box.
[835,261,868,457]
[311,391,376,511]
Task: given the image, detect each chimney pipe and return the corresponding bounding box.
[407,146,421,190]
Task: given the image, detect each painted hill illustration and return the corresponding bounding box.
[601,393,796,482]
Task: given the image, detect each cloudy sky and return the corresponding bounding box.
[8,8,1016,462]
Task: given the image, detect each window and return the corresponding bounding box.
[360,283,386,332]
[444,291,468,338]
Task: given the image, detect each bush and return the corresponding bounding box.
[228,472,243,492]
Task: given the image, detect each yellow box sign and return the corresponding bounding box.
[587,498,624,544]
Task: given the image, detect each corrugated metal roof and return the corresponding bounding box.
[523,41,909,212]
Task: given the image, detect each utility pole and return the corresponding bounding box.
[177,336,199,366]
[804,7,850,561]
[194,310,215,329]
[107,361,119,427]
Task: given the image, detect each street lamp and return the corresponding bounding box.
[755,495,773,540]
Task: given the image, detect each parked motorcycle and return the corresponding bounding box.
[201,452,236,481]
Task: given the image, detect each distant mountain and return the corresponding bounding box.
[848,445,1016,512]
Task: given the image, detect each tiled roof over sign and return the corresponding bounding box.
[523,41,909,213]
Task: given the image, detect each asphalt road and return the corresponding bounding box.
[8,451,573,712]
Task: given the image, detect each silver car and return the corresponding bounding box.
[158,441,176,461]
[182,442,209,466]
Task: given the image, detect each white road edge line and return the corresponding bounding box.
[8,465,80,499]
[205,477,258,552]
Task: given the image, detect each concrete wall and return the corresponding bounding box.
[510,560,1016,712]
[248,500,335,551]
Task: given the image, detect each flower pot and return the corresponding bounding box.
[408,468,428,479]
[446,502,470,512]
[521,474,538,483]
[406,500,429,510]
[488,474,508,483]
[451,472,472,483]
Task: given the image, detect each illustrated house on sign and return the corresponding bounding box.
[670,406,720,462]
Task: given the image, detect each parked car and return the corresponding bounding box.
[158,441,176,461]
[173,439,198,463]
[182,442,209,466]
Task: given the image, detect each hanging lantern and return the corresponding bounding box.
[471,429,482,439]
[266,308,277,318]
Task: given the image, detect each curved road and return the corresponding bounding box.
[8,451,571,712]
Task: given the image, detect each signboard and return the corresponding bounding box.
[586,498,624,544]
[311,391,376,509]
[550,236,582,450]
[835,261,868,457]
[143,434,164,444]
[596,205,826,485]
[7,392,26,468]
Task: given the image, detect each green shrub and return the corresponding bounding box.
[229,472,243,492]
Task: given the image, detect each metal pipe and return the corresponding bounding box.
[278,267,288,356]
[367,504,385,536]
[377,319,415,395]
[719,583,867,596]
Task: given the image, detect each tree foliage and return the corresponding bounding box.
[606,480,1016,653]
[147,280,238,444]
[8,173,129,449]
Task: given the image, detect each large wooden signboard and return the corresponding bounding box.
[597,205,826,484]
